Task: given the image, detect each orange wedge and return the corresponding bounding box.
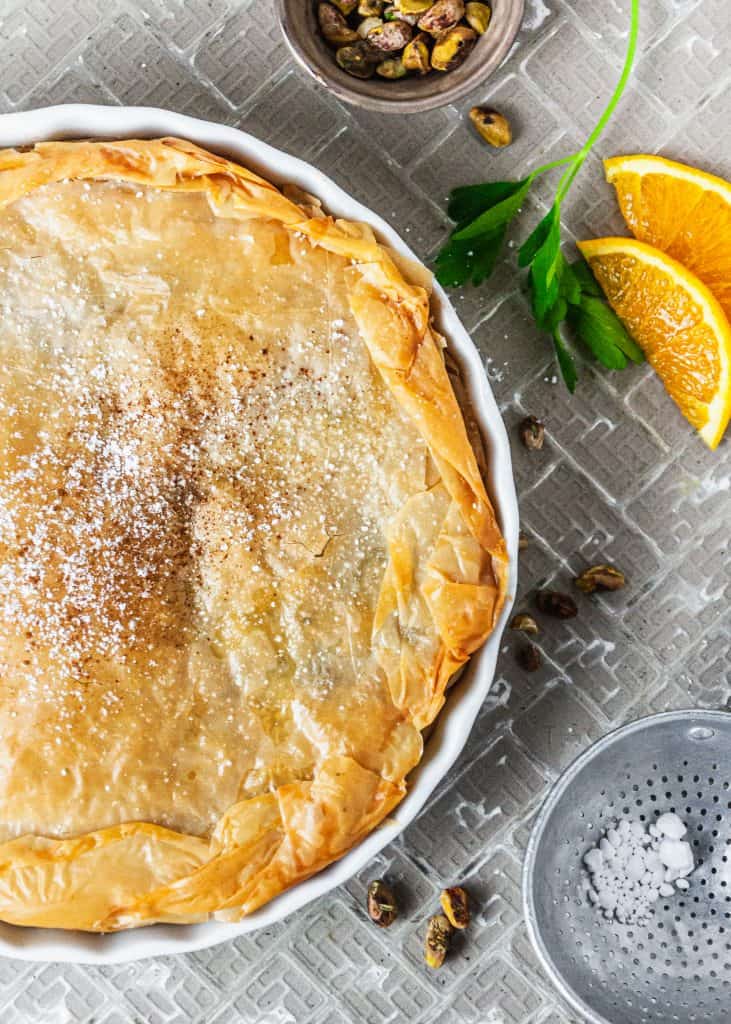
[605,155,731,321]
[578,237,731,449]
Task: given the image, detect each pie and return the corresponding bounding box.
[0,137,508,930]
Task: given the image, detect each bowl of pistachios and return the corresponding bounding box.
[277,0,525,113]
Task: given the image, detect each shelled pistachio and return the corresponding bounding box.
[313,0,492,80]
[367,19,413,50]
[575,564,626,593]
[318,2,360,45]
[535,590,578,619]
[367,879,398,926]
[402,31,431,73]
[465,1,491,33]
[358,0,384,14]
[470,106,512,146]
[517,642,542,672]
[431,24,476,71]
[510,613,539,634]
[336,42,377,76]
[398,0,434,12]
[418,0,465,35]
[440,886,470,929]
[425,913,453,968]
[358,15,383,35]
[377,56,408,77]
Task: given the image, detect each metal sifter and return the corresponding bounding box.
[523,709,731,1024]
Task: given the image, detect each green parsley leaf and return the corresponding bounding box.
[552,326,578,393]
[561,261,583,307]
[518,207,555,268]
[573,295,645,366]
[448,180,528,228]
[569,258,604,297]
[453,178,533,241]
[433,0,642,391]
[529,210,564,326]
[435,225,506,288]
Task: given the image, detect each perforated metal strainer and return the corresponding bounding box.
[523,709,731,1024]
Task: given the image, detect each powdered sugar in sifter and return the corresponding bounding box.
[523,710,731,1024]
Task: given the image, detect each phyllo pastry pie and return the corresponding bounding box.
[0,138,508,930]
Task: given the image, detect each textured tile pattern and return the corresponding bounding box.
[0,0,729,1020]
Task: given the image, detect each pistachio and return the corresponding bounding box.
[510,613,539,634]
[402,31,431,74]
[367,18,414,49]
[358,15,384,36]
[519,414,544,450]
[517,642,542,672]
[318,2,360,46]
[367,879,398,927]
[398,0,435,12]
[575,564,626,593]
[336,42,376,77]
[376,57,408,77]
[465,0,491,33]
[331,0,359,13]
[518,531,530,551]
[440,886,470,929]
[535,589,578,619]
[430,24,476,70]
[425,913,453,968]
[418,0,465,35]
[358,0,384,13]
[470,106,513,147]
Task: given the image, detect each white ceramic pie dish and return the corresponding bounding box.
[0,105,518,963]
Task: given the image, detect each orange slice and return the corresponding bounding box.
[578,237,731,449]
[605,155,731,321]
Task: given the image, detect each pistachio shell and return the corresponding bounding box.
[336,42,376,77]
[358,15,383,36]
[574,564,626,593]
[376,57,408,77]
[397,0,434,11]
[318,2,360,46]
[430,24,476,70]
[331,0,358,13]
[367,19,413,50]
[465,1,491,33]
[402,31,431,74]
[510,613,539,635]
[418,0,464,35]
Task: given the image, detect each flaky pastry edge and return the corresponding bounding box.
[0,138,508,930]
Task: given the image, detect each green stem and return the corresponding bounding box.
[554,0,641,204]
[529,154,579,181]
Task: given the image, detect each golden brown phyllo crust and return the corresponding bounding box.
[0,138,507,930]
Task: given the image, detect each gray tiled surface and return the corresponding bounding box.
[0,0,729,1020]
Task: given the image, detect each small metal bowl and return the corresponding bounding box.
[276,0,525,114]
[523,709,731,1024]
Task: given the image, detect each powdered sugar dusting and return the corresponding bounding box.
[0,179,429,839]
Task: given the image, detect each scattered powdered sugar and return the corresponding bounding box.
[583,812,695,924]
[0,181,430,697]
[0,178,436,837]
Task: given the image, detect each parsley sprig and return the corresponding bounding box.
[436,0,643,391]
